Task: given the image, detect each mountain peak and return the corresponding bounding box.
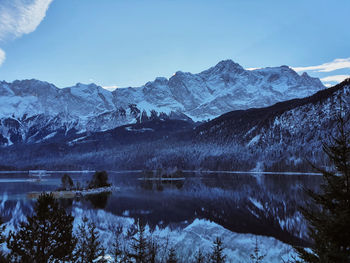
[301,72,311,78]
[215,59,244,71]
[75,82,99,89]
[200,59,245,76]
[154,77,168,83]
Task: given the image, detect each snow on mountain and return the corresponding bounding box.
[193,78,350,170]
[0,81,114,119]
[71,208,297,263]
[0,60,325,145]
[1,201,297,262]
[114,60,325,121]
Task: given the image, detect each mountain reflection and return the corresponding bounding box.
[0,171,321,246]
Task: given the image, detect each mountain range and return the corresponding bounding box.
[2,59,348,172]
[0,77,342,171]
[0,60,324,146]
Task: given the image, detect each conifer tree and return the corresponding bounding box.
[295,113,350,262]
[209,237,226,263]
[61,174,74,190]
[0,217,6,263]
[112,225,123,263]
[88,171,110,189]
[249,238,265,263]
[86,221,103,262]
[129,219,148,263]
[147,238,158,263]
[166,247,177,263]
[75,217,103,263]
[7,193,76,263]
[0,217,4,244]
[194,249,206,263]
[75,217,89,262]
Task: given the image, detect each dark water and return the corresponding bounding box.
[0,171,322,246]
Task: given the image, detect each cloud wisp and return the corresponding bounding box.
[321,75,350,83]
[0,0,53,66]
[0,48,5,66]
[293,58,350,73]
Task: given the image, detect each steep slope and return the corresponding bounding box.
[1,80,348,171]
[114,60,325,121]
[0,81,146,145]
[0,60,325,146]
[193,78,350,170]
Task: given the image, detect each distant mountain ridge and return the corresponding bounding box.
[114,60,324,121]
[1,78,349,171]
[0,60,325,146]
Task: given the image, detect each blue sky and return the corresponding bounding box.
[0,0,349,89]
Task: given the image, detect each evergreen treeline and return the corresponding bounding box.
[0,193,264,263]
[1,98,349,262]
[294,113,350,262]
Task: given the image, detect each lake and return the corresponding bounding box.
[0,170,322,248]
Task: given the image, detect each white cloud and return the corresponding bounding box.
[321,75,350,83]
[293,58,350,73]
[0,0,53,67]
[0,48,5,66]
[0,0,53,41]
[103,85,119,91]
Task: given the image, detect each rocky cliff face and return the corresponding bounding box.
[0,60,325,146]
[114,60,325,121]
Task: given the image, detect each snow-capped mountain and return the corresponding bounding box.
[0,60,325,146]
[114,60,325,121]
[193,78,350,170]
[1,79,348,170]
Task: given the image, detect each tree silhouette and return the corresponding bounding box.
[75,217,103,262]
[250,238,266,263]
[194,249,206,263]
[0,217,6,262]
[166,247,177,263]
[209,237,226,263]
[7,193,76,262]
[61,174,74,190]
[295,112,350,262]
[129,219,148,263]
[88,171,110,189]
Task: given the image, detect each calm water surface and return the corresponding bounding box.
[0,171,322,246]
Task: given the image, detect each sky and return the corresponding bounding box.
[0,0,349,90]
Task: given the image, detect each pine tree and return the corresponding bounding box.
[194,249,205,263]
[147,238,158,263]
[249,238,266,263]
[129,219,148,263]
[209,237,226,263]
[88,171,110,189]
[75,217,89,262]
[61,174,74,190]
[75,217,103,263]
[86,221,103,262]
[0,217,7,263]
[166,247,177,263]
[0,217,4,244]
[295,113,350,262]
[7,193,76,263]
[112,225,123,263]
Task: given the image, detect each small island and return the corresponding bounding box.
[27,171,117,199]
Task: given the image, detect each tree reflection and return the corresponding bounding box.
[85,192,111,209]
